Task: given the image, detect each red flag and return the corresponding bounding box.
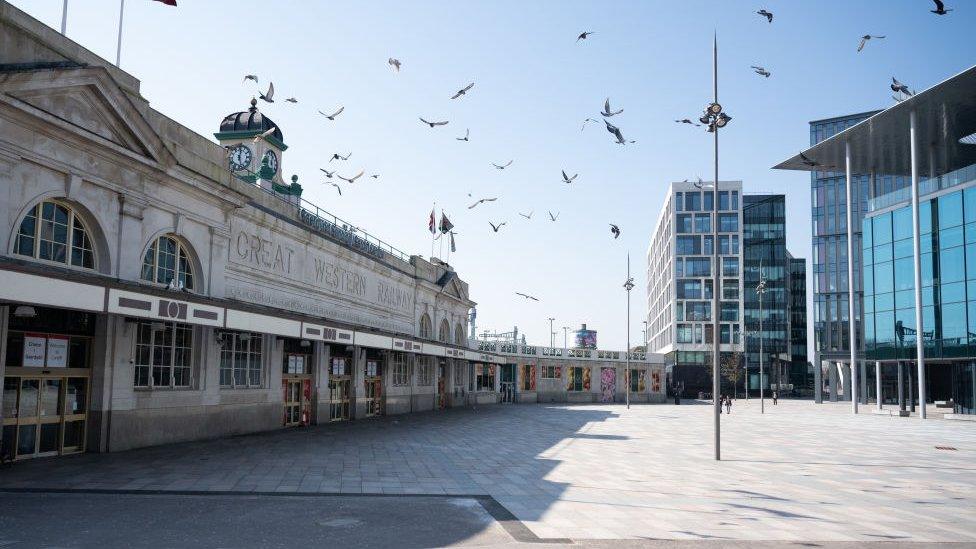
[153,0,177,5]
[428,209,436,235]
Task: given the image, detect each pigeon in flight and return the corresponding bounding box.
[751,65,771,78]
[799,152,834,169]
[243,74,258,84]
[675,119,701,127]
[857,35,886,52]
[577,31,594,42]
[338,170,364,183]
[757,9,773,23]
[891,77,913,96]
[548,211,560,222]
[604,120,632,144]
[420,117,449,128]
[457,128,470,141]
[468,197,498,209]
[609,224,621,239]
[370,174,380,179]
[330,152,352,163]
[388,57,402,71]
[581,118,601,132]
[561,170,578,184]
[451,82,475,100]
[601,98,624,117]
[319,107,344,120]
[330,183,342,196]
[320,168,335,179]
[253,126,277,144]
[515,292,539,301]
[492,160,514,170]
[931,0,952,15]
[693,177,705,189]
[489,221,507,233]
[285,97,298,103]
[259,82,274,103]
[519,211,533,219]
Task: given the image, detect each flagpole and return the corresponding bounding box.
[60,0,68,35]
[439,210,445,260]
[115,0,125,67]
[430,201,436,260]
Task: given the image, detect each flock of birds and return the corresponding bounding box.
[230,1,955,307]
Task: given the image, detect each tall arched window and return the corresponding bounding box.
[439,319,450,343]
[419,313,432,339]
[14,200,95,269]
[455,323,465,346]
[141,235,195,290]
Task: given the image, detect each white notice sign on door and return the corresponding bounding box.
[47,336,69,368]
[23,334,46,367]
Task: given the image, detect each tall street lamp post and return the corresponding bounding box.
[757,274,767,414]
[699,33,732,461]
[547,317,555,348]
[624,253,635,410]
[562,326,570,348]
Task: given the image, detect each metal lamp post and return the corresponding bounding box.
[624,253,635,410]
[756,275,767,414]
[547,318,555,347]
[562,326,570,348]
[699,33,732,461]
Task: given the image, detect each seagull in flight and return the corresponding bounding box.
[285,97,298,103]
[515,292,539,301]
[757,9,773,23]
[451,82,475,99]
[857,35,886,52]
[330,183,342,196]
[931,0,952,15]
[609,224,621,239]
[419,117,449,128]
[338,170,364,183]
[518,211,533,219]
[258,82,274,103]
[253,126,277,144]
[492,160,514,170]
[751,65,771,78]
[891,77,913,96]
[581,118,601,132]
[319,107,344,120]
[468,197,498,209]
[457,128,470,141]
[243,74,258,84]
[577,31,594,42]
[561,170,578,184]
[388,57,402,71]
[488,221,507,233]
[548,211,560,222]
[675,119,701,127]
[320,168,335,179]
[601,98,624,117]
[330,152,352,163]
[604,120,633,145]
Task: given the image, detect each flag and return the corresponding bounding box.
[428,209,436,235]
[439,212,454,234]
[449,231,456,252]
[153,0,178,5]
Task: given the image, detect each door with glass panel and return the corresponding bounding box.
[2,375,87,460]
[328,356,351,421]
[283,379,303,427]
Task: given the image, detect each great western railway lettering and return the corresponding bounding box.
[312,257,366,297]
[236,231,294,275]
[377,281,412,312]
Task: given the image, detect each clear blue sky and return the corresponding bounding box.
[12,0,974,350]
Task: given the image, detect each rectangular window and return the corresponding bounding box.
[723,257,739,277]
[391,352,410,386]
[629,369,642,392]
[676,214,693,233]
[704,191,714,211]
[685,192,701,211]
[476,364,494,391]
[677,280,702,299]
[719,213,738,232]
[417,356,434,386]
[720,302,739,322]
[567,366,585,391]
[718,191,729,211]
[675,192,683,212]
[219,331,263,388]
[685,301,711,321]
[694,214,711,233]
[676,235,701,255]
[134,321,192,389]
[686,258,710,276]
[541,365,558,379]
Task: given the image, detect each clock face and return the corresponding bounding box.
[228,144,252,170]
[263,150,278,174]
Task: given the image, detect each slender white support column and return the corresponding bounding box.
[829,362,838,402]
[860,361,868,404]
[875,361,883,410]
[813,353,822,404]
[845,141,859,414]
[898,361,905,411]
[909,110,927,419]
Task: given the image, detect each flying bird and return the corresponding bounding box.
[370,174,380,179]
[931,0,952,15]
[258,82,274,103]
[388,57,402,71]
[320,168,335,178]
[675,119,701,127]
[285,97,298,103]
[451,82,475,99]
[891,77,913,96]
[488,221,507,233]
[757,9,773,23]
[329,152,352,163]
[610,224,621,239]
[518,211,533,219]
[857,35,886,52]
[751,65,771,78]
[419,117,449,128]
[492,160,513,170]
[601,98,624,117]
[561,170,578,184]
[243,74,258,84]
[577,31,594,42]
[330,183,342,196]
[693,177,705,189]
[457,128,470,141]
[515,292,539,301]
[253,126,277,144]
[604,120,632,144]
[319,107,344,120]
[468,197,498,209]
[581,118,601,132]
[798,152,834,169]
[338,170,364,183]
[548,211,560,222]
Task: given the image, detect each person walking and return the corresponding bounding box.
[724,395,732,415]
[772,391,778,405]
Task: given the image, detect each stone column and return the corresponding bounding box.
[352,346,366,419]
[875,361,883,410]
[0,306,8,426]
[314,341,331,423]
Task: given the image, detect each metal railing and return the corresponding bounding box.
[868,163,976,213]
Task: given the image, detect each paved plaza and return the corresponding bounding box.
[1,399,975,546]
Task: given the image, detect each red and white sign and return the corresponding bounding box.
[46,336,69,368]
[23,333,46,367]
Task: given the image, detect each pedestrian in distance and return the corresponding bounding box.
[725,395,732,415]
[772,391,778,405]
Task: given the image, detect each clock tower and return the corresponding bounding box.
[215,98,289,191]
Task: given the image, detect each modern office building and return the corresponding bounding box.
[777,64,976,417]
[788,256,811,394]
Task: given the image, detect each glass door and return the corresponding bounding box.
[283,379,302,427]
[328,378,350,421]
[1,375,84,460]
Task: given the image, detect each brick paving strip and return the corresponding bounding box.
[1,400,974,543]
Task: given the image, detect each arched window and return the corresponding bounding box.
[439,319,450,343]
[455,323,465,346]
[14,200,95,269]
[419,313,432,339]
[141,235,195,290]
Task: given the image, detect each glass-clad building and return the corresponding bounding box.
[788,257,811,393]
